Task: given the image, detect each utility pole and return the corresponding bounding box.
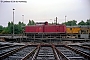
[65,15,67,38]
[21,15,24,41]
[13,9,15,39]
[22,15,24,23]
[56,17,57,25]
[65,15,67,24]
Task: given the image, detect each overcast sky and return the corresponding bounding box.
[0,0,90,26]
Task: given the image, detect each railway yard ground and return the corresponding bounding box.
[0,40,90,60]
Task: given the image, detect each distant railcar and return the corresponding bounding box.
[80,26,90,34]
[66,26,80,34]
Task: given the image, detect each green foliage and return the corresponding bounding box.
[0,20,35,34]
[31,20,35,25]
[1,27,9,34]
[8,22,13,34]
[1,21,26,34]
[78,19,90,25]
[14,24,22,34]
[78,20,86,25]
[18,21,26,27]
[27,20,32,25]
[86,19,90,25]
[0,25,4,33]
[27,20,35,25]
[62,19,90,26]
[62,20,77,26]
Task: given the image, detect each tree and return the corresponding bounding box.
[14,24,21,34]
[21,22,26,27]
[71,20,77,26]
[27,20,35,25]
[62,20,77,26]
[1,27,9,34]
[0,25,4,33]
[0,22,13,34]
[86,19,90,25]
[7,21,13,34]
[31,20,35,25]
[78,20,86,25]
[8,22,11,27]
[27,20,32,25]
[18,21,22,26]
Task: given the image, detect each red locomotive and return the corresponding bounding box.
[24,22,66,41]
[25,22,66,33]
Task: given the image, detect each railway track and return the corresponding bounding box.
[0,44,12,49]
[0,43,90,60]
[36,46,55,60]
[2,45,37,60]
[55,45,89,60]
[24,44,59,60]
[0,44,9,47]
[68,45,90,56]
[82,45,90,48]
[0,45,22,56]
